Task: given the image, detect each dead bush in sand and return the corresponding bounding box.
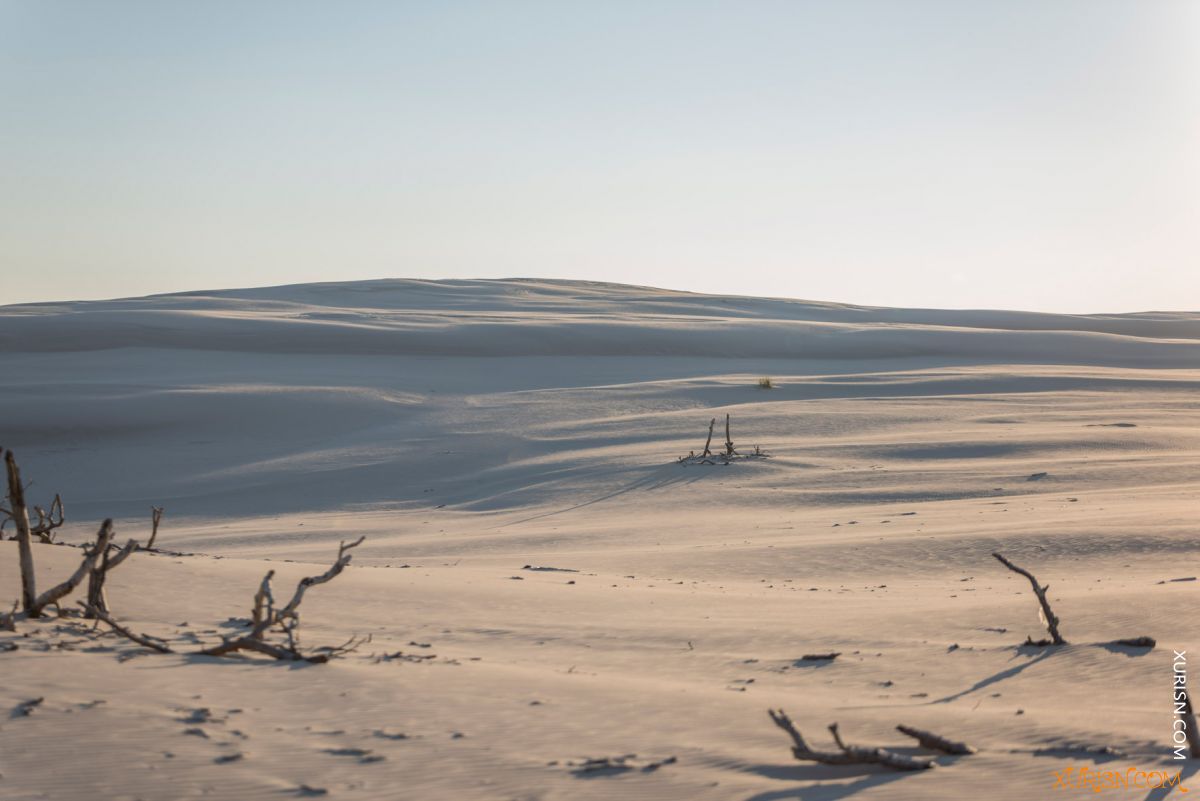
[757,376,774,389]
[991,551,1155,649]
[1,447,366,663]
[767,709,975,771]
[87,535,370,663]
[677,413,769,465]
[2,449,140,618]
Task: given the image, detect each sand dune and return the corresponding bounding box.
[1,279,1197,799]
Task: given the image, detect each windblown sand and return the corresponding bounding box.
[1,279,1197,800]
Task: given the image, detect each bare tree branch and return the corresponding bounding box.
[991,552,1066,645]
[251,570,276,637]
[767,709,934,771]
[29,494,64,543]
[144,506,164,551]
[84,603,175,653]
[896,724,977,755]
[4,449,38,612]
[198,536,365,662]
[84,538,138,618]
[29,519,113,617]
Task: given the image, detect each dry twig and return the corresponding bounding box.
[991,552,1065,645]
[767,709,934,771]
[895,724,977,755]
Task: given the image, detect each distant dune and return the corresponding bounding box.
[3,278,1200,362]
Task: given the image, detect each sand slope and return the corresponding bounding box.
[1,279,1198,799]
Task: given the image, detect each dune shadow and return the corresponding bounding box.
[1096,641,1157,658]
[930,648,1055,704]
[740,765,913,801]
[496,463,722,527]
[178,653,323,671]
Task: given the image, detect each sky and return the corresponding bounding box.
[2,0,1197,312]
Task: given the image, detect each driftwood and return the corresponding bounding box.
[28,495,64,543]
[92,537,368,663]
[144,506,164,550]
[991,552,1065,645]
[1,454,63,544]
[27,519,114,618]
[767,709,934,771]
[251,570,276,636]
[2,450,165,625]
[84,537,139,618]
[896,724,977,755]
[678,416,769,465]
[4,450,38,612]
[1110,636,1155,648]
[83,603,174,653]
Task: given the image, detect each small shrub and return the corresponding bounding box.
[757,377,774,390]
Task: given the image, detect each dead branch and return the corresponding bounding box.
[991,552,1066,645]
[83,603,175,653]
[679,416,769,465]
[84,538,138,618]
[28,519,113,618]
[1110,636,1155,648]
[767,709,934,771]
[4,450,38,613]
[828,722,935,770]
[144,506,164,550]
[251,569,276,637]
[199,536,365,662]
[895,724,977,755]
[311,632,373,659]
[88,539,367,663]
[29,494,64,543]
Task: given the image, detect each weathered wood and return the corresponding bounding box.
[85,603,174,653]
[4,450,38,613]
[251,570,276,638]
[767,709,934,771]
[201,536,365,661]
[29,494,64,543]
[896,724,977,755]
[991,552,1066,645]
[145,506,164,550]
[828,723,935,770]
[702,418,716,457]
[724,413,736,457]
[29,519,113,618]
[84,538,137,618]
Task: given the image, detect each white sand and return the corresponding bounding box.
[1,278,1198,799]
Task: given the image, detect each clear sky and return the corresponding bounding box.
[2,1,1197,312]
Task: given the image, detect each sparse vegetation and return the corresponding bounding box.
[1,447,366,662]
[757,376,774,389]
[677,414,770,465]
